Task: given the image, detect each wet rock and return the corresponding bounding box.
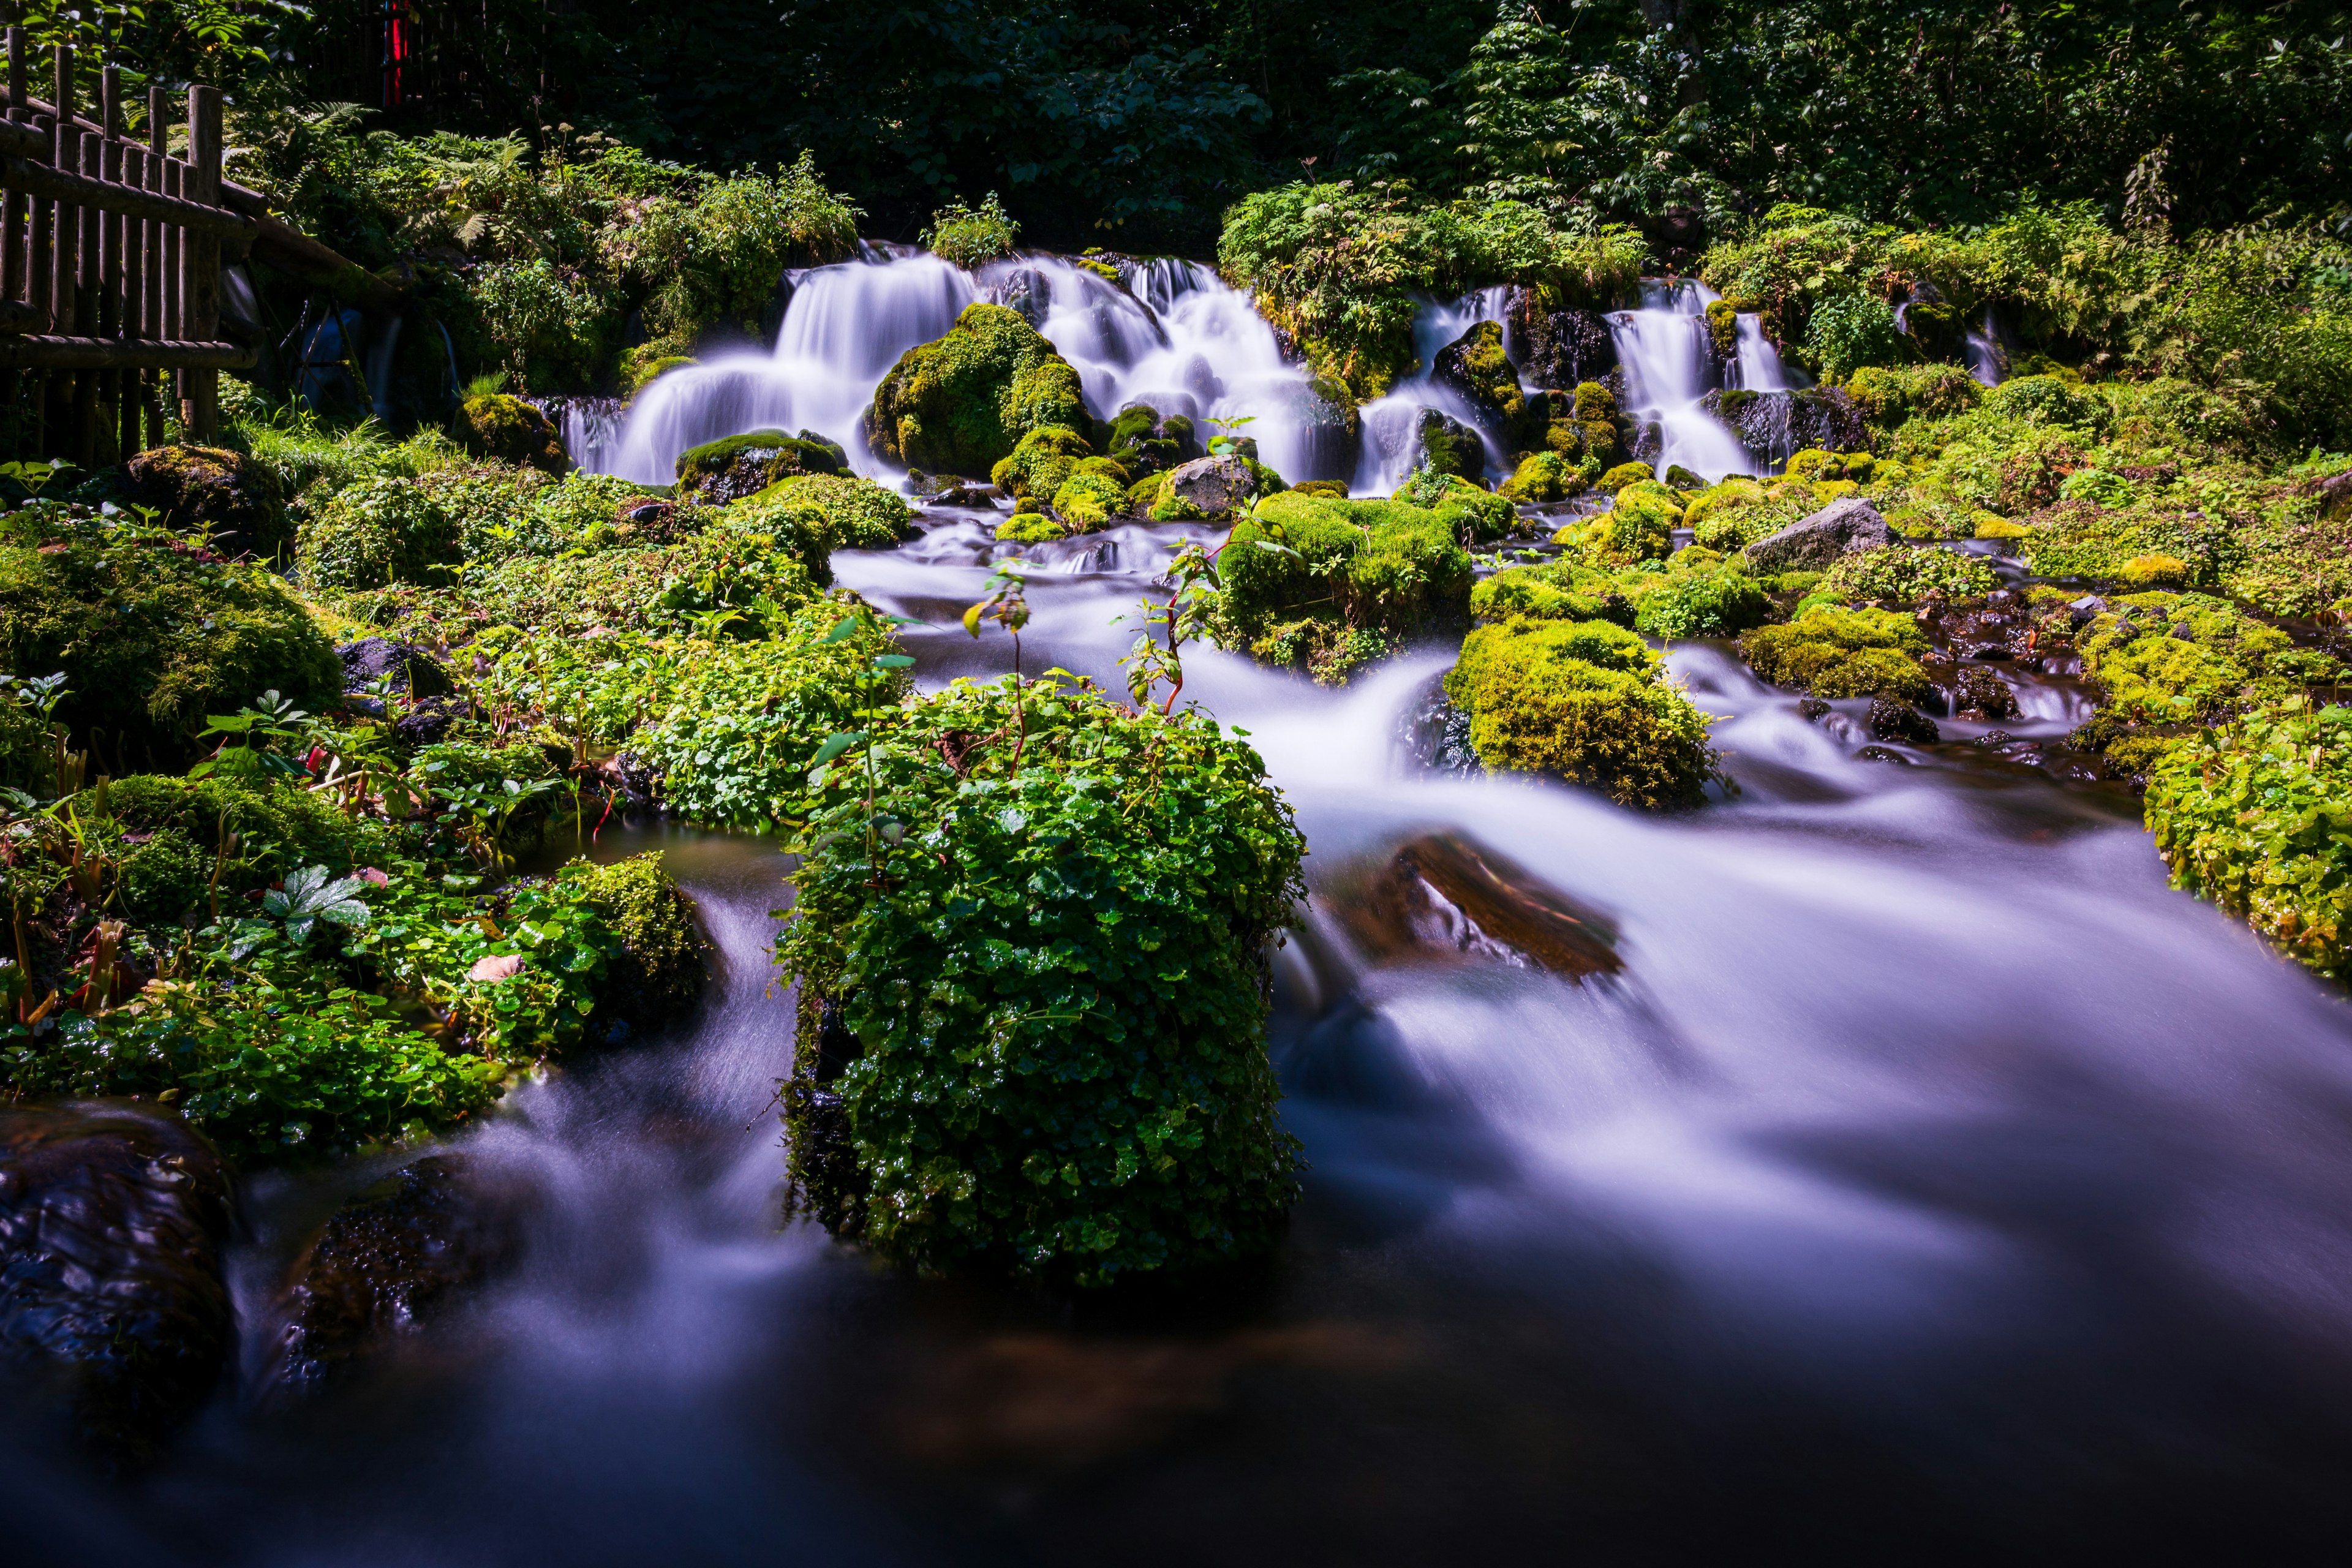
[390,696,463,747]
[1977,728,2016,747]
[1866,698,1940,745]
[1432,321,1539,451]
[1742,496,1898,573]
[0,1102,233,1468]
[1798,697,1833,722]
[1948,665,2019,720]
[2067,594,2107,628]
[929,482,1004,508]
[1164,454,1258,518]
[614,494,685,543]
[1507,292,1617,386]
[1412,409,1485,480]
[675,429,846,505]
[274,1153,526,1391]
[1319,832,1620,979]
[339,636,455,699]
[1854,745,1912,764]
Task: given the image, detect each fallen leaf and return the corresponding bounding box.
[468,954,524,983]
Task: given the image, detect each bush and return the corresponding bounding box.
[1805,293,1906,381]
[1220,492,1472,666]
[467,259,616,394]
[1444,617,1723,809]
[1985,374,2107,430]
[1821,545,1998,605]
[780,676,1305,1286]
[1847,364,1981,428]
[1740,605,1933,701]
[0,524,341,761]
[923,191,1020,269]
[2145,701,2352,984]
[296,476,462,589]
[1634,562,1777,639]
[865,303,1091,474]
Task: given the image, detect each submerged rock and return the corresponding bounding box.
[0,1101,233,1468]
[273,1153,526,1391]
[1319,832,1621,979]
[1743,496,1899,572]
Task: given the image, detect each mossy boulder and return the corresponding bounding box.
[1545,381,1621,468]
[0,530,339,763]
[1050,469,1131,532]
[1598,461,1655,494]
[1433,321,1539,451]
[1740,605,1933,702]
[451,394,567,475]
[569,853,709,1030]
[121,445,289,560]
[1413,409,1486,480]
[1221,492,1473,676]
[1847,363,1981,428]
[1584,482,1680,563]
[626,354,698,396]
[990,424,1094,502]
[1499,451,1585,503]
[1393,468,1517,543]
[995,513,1068,544]
[296,477,463,590]
[1445,617,1723,809]
[676,429,847,505]
[1984,374,2106,431]
[865,303,1092,475]
[742,472,914,552]
[1104,404,1200,477]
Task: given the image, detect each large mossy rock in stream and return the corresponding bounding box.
[273,1153,527,1392]
[121,444,290,560]
[781,676,1305,1289]
[1317,832,1621,978]
[676,429,847,505]
[1219,490,1475,684]
[573,853,712,1030]
[1432,320,1540,453]
[1443,617,1725,810]
[0,524,341,764]
[0,1102,233,1468]
[864,303,1092,475]
[1740,605,1935,703]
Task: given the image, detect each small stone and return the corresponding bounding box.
[1866,697,1940,745]
[1164,454,1259,518]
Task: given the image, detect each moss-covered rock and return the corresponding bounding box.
[1413,409,1486,480]
[2071,592,2336,731]
[625,354,698,395]
[1740,605,1934,702]
[1103,404,1200,477]
[1705,298,1740,360]
[1220,492,1472,676]
[865,303,1091,475]
[1393,468,1517,543]
[676,429,847,505]
[450,394,567,474]
[1820,544,1999,605]
[742,472,914,553]
[1544,381,1621,468]
[1433,321,1539,451]
[1499,450,1585,503]
[990,424,1094,502]
[0,530,340,761]
[780,674,1305,1286]
[1050,468,1131,532]
[1585,481,1681,563]
[569,853,709,1028]
[1847,363,1981,429]
[1445,617,1723,809]
[995,513,1068,544]
[121,445,290,560]
[296,477,463,590]
[1598,461,1655,494]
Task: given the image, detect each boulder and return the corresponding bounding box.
[1866,698,1940,745]
[1432,321,1539,451]
[1164,454,1258,519]
[450,393,567,475]
[1507,294,1617,387]
[1319,832,1621,979]
[338,636,456,699]
[273,1153,526,1392]
[0,1102,233,1467]
[1412,409,1484,480]
[674,429,845,505]
[1743,496,1899,572]
[121,444,289,559]
[864,303,1091,475]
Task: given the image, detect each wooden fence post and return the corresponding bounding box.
[183,83,221,441]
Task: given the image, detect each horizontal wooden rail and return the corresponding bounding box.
[0,120,42,159]
[0,334,255,370]
[2,157,255,246]
[0,298,47,334]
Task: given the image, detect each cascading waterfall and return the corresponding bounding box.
[1351,285,1517,496]
[1608,280,1763,481]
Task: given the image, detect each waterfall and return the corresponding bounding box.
[1351,285,1517,497]
[1964,306,2011,386]
[1609,281,1757,481]
[585,251,1339,489]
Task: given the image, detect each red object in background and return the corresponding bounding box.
[382,1,408,110]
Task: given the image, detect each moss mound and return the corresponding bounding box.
[570,853,710,1027]
[451,394,568,474]
[1445,617,1723,809]
[1433,320,1539,450]
[1820,545,1999,605]
[121,445,290,560]
[0,530,339,763]
[296,477,464,590]
[742,472,915,552]
[1499,450,1584,503]
[865,303,1091,475]
[1740,605,1933,701]
[676,429,847,505]
[990,424,1095,502]
[1220,492,1473,678]
[780,675,1305,1286]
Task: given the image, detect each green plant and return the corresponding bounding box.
[263,864,373,945]
[1820,545,1998,606]
[922,191,1021,269]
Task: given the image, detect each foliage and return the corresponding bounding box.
[924,192,1022,269]
[1821,545,1998,606]
[1445,616,1724,810]
[2145,701,2352,984]
[296,475,464,589]
[1804,294,1908,382]
[779,674,1305,1286]
[1218,492,1472,672]
[1740,605,1934,703]
[571,853,710,1025]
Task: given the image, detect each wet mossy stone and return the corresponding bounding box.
[676,429,846,505]
[740,472,915,553]
[865,302,1091,475]
[1223,491,1473,658]
[779,675,1305,1287]
[1599,460,1654,494]
[1104,403,1201,477]
[0,529,339,763]
[570,853,709,1031]
[1444,616,1723,810]
[1742,496,1899,574]
[451,393,568,475]
[1393,468,1517,544]
[1413,408,1485,480]
[1740,605,1933,703]
[0,1101,233,1469]
[121,444,288,560]
[1433,320,1539,450]
[1867,696,1941,745]
[990,424,1093,502]
[1500,450,1584,503]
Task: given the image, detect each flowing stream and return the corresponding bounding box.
[18,259,2352,1567]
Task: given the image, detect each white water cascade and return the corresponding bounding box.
[1350,285,1517,496]
[1608,279,1780,482]
[580,251,1343,488]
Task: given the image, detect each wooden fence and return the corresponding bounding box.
[0,31,260,466]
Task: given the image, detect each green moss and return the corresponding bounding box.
[1705,298,1739,360]
[122,445,291,560]
[2145,701,2352,983]
[92,774,400,888]
[118,827,209,925]
[866,303,1091,475]
[296,476,463,589]
[674,429,846,504]
[1591,483,1680,562]
[2070,592,2333,729]
[1844,364,1983,429]
[567,853,709,1025]
[0,529,340,761]
[1599,461,1655,494]
[1290,479,1350,499]
[625,353,698,394]
[922,191,1020,269]
[1820,545,1999,605]
[1634,562,1777,639]
[1499,451,1583,503]
[1436,320,1540,449]
[996,513,1068,544]
[1984,374,2107,430]
[451,393,568,473]
[780,674,1305,1286]
[1445,617,1723,809]
[1050,469,1131,531]
[745,472,914,552]
[1394,469,1517,542]
[1740,605,1933,701]
[1223,492,1473,665]
[1471,561,1636,627]
[991,424,1093,501]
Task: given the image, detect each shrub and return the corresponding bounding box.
[865,304,1091,474]
[296,476,462,589]
[1985,374,2106,429]
[780,676,1305,1286]
[1634,562,1777,639]
[1740,605,1933,701]
[1821,545,1998,605]
[2145,701,2352,984]
[1805,293,1907,381]
[467,258,616,394]
[1444,617,1723,809]
[0,525,340,761]
[1220,492,1472,663]
[1847,363,1981,428]
[923,191,1020,269]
